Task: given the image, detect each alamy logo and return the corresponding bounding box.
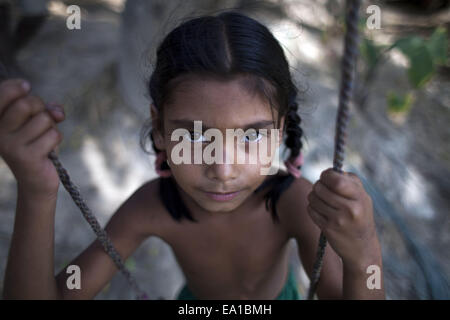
[169,121,281,175]
[66,265,81,290]
[66,5,81,30]
[366,264,381,290]
[366,5,381,30]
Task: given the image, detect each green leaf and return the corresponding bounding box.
[407,45,434,88]
[426,27,448,65]
[387,91,414,113]
[358,17,367,32]
[394,36,424,58]
[392,35,437,88]
[360,38,381,68]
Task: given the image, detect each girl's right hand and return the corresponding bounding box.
[0,79,65,198]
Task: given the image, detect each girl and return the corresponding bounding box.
[0,11,384,300]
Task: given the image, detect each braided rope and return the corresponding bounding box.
[307,0,362,300]
[48,151,148,299]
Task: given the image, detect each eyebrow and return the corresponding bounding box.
[168,119,275,131]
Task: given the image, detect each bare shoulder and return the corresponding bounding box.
[276,176,315,240]
[117,177,167,239]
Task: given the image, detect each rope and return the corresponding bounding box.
[48,151,148,299]
[307,0,362,300]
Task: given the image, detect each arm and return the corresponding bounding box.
[0,79,65,299]
[0,79,158,299]
[3,189,61,299]
[342,240,384,299]
[4,179,158,300]
[303,169,385,299]
[54,181,158,299]
[278,177,344,299]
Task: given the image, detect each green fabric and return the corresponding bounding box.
[176,267,301,300]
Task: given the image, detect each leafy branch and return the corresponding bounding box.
[356,26,448,123]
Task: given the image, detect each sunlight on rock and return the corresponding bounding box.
[402,166,434,219]
[304,158,331,182]
[283,0,335,30]
[47,0,68,17]
[389,49,409,69]
[101,0,126,13]
[271,21,323,65]
[80,137,155,216]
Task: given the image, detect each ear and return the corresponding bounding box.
[150,103,165,150]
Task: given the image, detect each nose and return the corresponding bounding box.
[205,142,239,182]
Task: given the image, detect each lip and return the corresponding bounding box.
[203,190,242,202]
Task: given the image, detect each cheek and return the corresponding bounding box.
[241,163,270,185]
[169,163,202,184]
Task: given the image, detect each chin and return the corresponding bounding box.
[195,199,241,213]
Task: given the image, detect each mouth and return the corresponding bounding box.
[202,189,243,202]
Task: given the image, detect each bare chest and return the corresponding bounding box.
[161,205,291,298]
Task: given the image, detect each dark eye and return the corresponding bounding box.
[243,130,264,143]
[186,131,208,143]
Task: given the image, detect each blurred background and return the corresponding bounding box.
[0,0,449,299]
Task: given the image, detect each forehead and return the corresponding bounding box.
[164,75,276,128]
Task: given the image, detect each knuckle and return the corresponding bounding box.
[28,95,45,112]
[15,99,31,115]
[349,202,362,219]
[342,201,353,214]
[335,216,345,227]
[38,112,53,127]
[319,169,329,180]
[5,87,22,101]
[0,82,20,99]
[50,128,61,141]
[314,181,324,195]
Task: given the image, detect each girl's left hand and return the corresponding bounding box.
[307,168,380,268]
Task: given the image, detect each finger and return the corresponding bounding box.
[306,204,328,229]
[45,103,65,123]
[0,79,31,117]
[307,190,339,218]
[319,168,358,200]
[344,171,363,187]
[0,95,46,133]
[313,181,348,211]
[17,112,55,145]
[28,127,63,157]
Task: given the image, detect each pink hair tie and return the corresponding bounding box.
[155,152,172,178]
[284,153,304,179]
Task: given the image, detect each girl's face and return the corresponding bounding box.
[152,75,284,215]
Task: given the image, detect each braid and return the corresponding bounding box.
[255,93,304,222]
[149,128,196,222]
[284,102,303,160]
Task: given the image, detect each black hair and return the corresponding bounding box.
[141,11,304,223]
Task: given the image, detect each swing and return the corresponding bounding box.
[46,0,363,300]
